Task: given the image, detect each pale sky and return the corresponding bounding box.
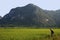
[0,0,60,17]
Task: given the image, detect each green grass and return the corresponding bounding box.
[0,28,60,40]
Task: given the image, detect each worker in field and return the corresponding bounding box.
[50,28,54,37]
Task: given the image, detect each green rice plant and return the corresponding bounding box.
[0,28,60,40]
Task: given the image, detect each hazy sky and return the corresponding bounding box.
[0,0,60,17]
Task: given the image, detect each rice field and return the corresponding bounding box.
[0,28,60,40]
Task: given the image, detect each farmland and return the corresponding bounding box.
[0,28,60,40]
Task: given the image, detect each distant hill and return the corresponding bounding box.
[0,4,60,28]
[0,16,2,19]
[44,10,60,27]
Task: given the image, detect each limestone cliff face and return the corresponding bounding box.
[0,4,56,27]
